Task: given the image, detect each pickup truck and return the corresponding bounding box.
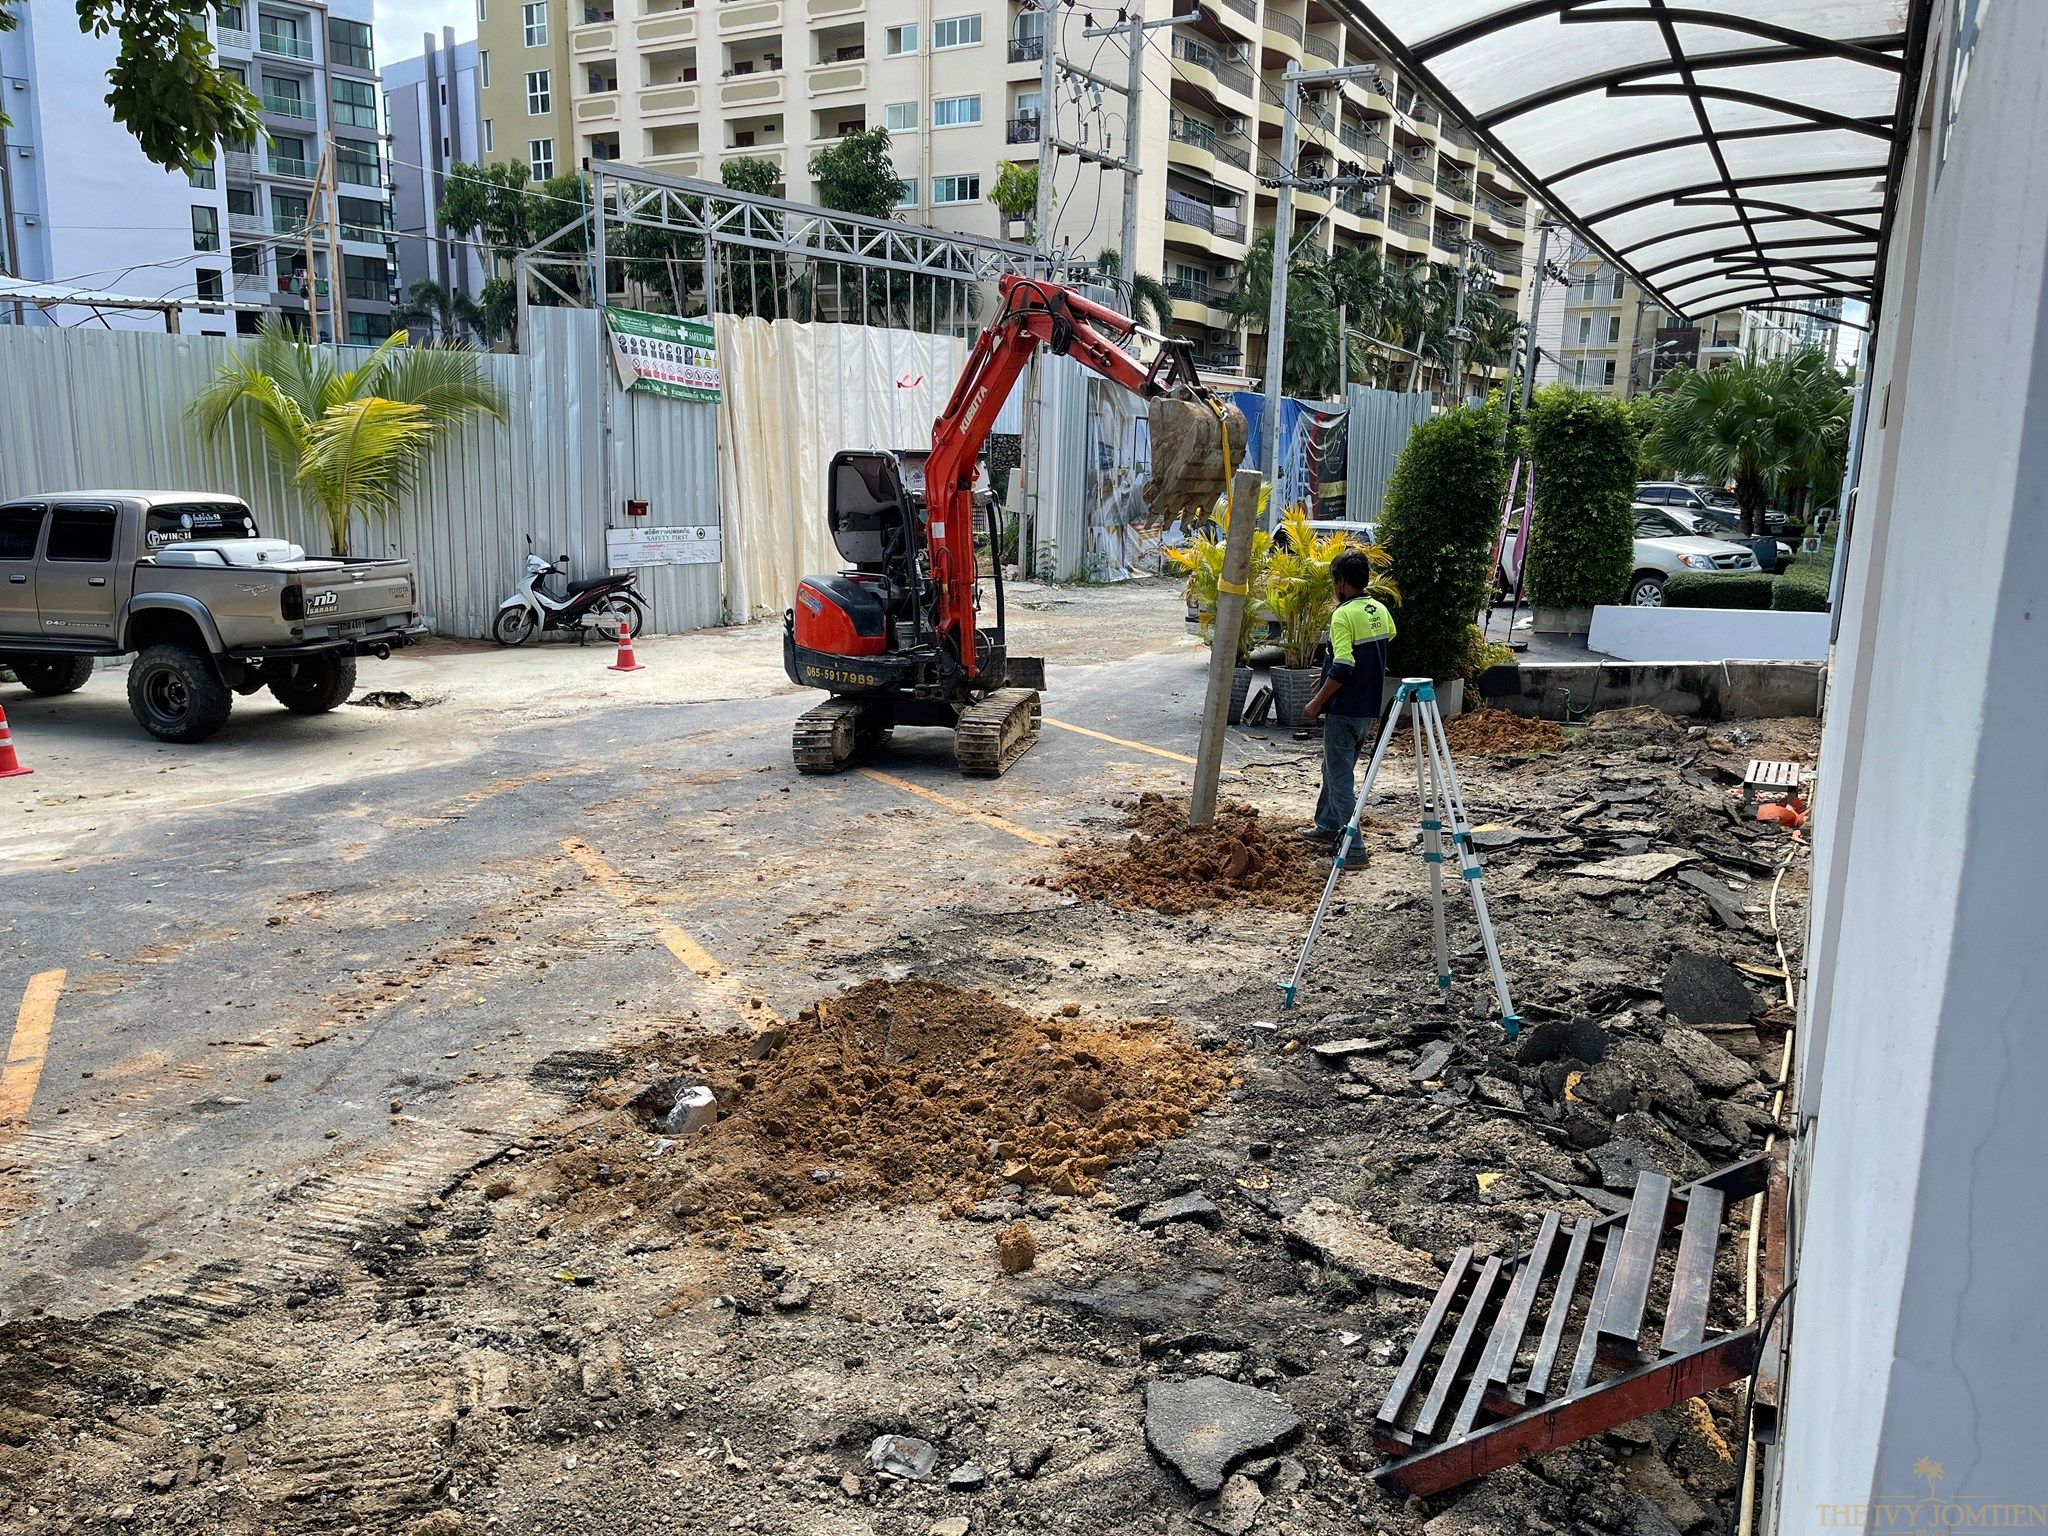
[0,491,424,743]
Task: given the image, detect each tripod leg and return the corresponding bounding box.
[1422,704,1521,1036]
[1416,700,1452,993]
[1281,691,1410,1009]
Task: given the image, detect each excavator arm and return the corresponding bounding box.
[921,274,1241,679]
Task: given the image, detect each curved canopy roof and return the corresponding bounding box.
[1345,1,1929,318]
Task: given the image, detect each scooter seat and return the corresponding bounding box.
[565,575,619,595]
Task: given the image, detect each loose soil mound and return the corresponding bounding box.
[1442,707,1566,756]
[1043,792,1328,914]
[530,978,1231,1229]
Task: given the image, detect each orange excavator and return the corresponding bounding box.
[783,274,1244,776]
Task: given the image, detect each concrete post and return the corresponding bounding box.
[1189,468,1263,827]
[1258,66,1301,511]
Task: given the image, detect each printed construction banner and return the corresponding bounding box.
[604,307,720,401]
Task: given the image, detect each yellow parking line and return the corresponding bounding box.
[1043,717,1195,765]
[856,768,1060,848]
[560,839,727,980]
[0,970,65,1133]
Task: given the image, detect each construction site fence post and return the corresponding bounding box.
[1189,468,1264,827]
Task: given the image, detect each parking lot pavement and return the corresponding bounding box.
[0,582,1277,1322]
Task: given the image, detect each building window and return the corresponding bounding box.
[1610,271,1625,300]
[343,253,389,301]
[523,1,549,46]
[483,118,495,152]
[230,242,263,275]
[330,17,373,69]
[931,173,980,204]
[931,14,981,49]
[337,195,388,240]
[478,0,487,18]
[196,268,225,303]
[1606,313,1622,344]
[188,162,216,189]
[894,179,916,208]
[1571,359,1586,386]
[884,101,917,133]
[349,312,395,345]
[220,3,245,26]
[336,139,380,187]
[333,77,378,128]
[526,70,552,115]
[884,23,917,54]
[192,206,221,251]
[931,95,981,128]
[530,137,555,178]
[1602,358,1617,387]
[1576,315,1591,344]
[480,50,491,87]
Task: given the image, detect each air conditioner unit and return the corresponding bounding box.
[1226,41,1251,59]
[1207,327,1231,343]
[1221,115,1246,136]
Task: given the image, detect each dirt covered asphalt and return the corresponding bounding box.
[0,579,1814,1536]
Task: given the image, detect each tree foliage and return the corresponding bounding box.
[393,279,488,348]
[987,162,1039,231]
[1644,348,1850,534]
[0,3,262,173]
[808,128,903,219]
[189,318,505,556]
[720,156,782,197]
[1377,403,1507,680]
[437,162,592,342]
[1523,386,1640,610]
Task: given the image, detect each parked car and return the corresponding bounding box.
[1632,502,1794,572]
[1626,504,1759,605]
[1638,480,1788,536]
[0,491,424,743]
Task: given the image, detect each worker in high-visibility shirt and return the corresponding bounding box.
[1297,549,1397,845]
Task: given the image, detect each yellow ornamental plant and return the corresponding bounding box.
[1266,506,1399,667]
[1165,490,1273,664]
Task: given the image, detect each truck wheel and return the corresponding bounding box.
[268,653,357,714]
[5,654,95,696]
[127,644,233,743]
[1627,573,1667,607]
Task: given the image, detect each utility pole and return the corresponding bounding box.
[1447,241,1474,404]
[1258,62,1392,509]
[1517,220,1553,415]
[1031,0,1055,273]
[1118,4,1144,287]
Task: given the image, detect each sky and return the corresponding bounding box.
[374,0,475,57]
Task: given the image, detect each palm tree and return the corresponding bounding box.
[392,277,486,346]
[190,317,506,556]
[1093,248,1173,332]
[1223,230,1345,398]
[1645,348,1850,533]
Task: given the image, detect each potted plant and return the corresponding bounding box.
[1265,507,1397,726]
[1376,402,1508,713]
[1164,496,1272,722]
[1523,386,1639,634]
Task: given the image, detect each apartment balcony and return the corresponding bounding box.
[720,146,783,177]
[1171,35,1253,101]
[1206,0,1258,44]
[637,10,697,44]
[1263,8,1303,51]
[1006,115,1040,145]
[223,149,257,177]
[573,21,618,55]
[577,92,622,123]
[268,153,314,180]
[261,94,314,122]
[1304,33,1338,65]
[1168,117,1218,169]
[807,59,864,94]
[642,82,701,117]
[228,211,266,235]
[1008,36,1043,63]
[720,70,784,107]
[1337,186,1379,219]
[1432,224,1468,255]
[1436,169,1473,204]
[1339,122,1381,155]
[1164,190,1245,243]
[719,0,782,34]
[645,153,703,177]
[232,271,269,296]
[216,25,253,52]
[271,210,307,235]
[258,29,315,60]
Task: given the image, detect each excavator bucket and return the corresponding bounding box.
[1143,396,1247,524]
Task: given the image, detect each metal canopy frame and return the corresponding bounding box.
[1338,0,1934,322]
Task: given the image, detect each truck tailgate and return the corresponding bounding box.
[298,561,413,624]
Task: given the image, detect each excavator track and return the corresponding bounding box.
[955,688,1041,778]
[793,697,888,774]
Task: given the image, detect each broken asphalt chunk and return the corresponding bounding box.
[1137,1192,1223,1230]
[1281,1197,1443,1295]
[1143,1376,1301,1496]
[866,1435,937,1481]
[1408,1040,1457,1082]
[1566,851,1695,883]
[1660,951,1759,1025]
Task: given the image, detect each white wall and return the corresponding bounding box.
[1776,0,2048,1523]
[1587,606,1831,663]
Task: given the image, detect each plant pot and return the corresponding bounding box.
[1531,605,1594,636]
[1227,666,1252,725]
[1271,666,1322,727]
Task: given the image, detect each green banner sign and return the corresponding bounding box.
[603,306,720,402]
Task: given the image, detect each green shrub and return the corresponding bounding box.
[1771,561,1831,611]
[1457,625,1516,682]
[1376,403,1506,680]
[1663,571,1775,609]
[1523,386,1639,610]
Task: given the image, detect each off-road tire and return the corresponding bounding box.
[5,654,95,696]
[268,652,357,714]
[127,644,233,744]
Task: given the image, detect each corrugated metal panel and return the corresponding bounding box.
[0,311,724,636]
[1345,385,1435,523]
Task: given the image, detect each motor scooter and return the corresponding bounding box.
[493,537,649,646]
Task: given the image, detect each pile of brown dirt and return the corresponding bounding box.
[527,978,1232,1230]
[1042,792,1329,914]
[1442,707,1567,756]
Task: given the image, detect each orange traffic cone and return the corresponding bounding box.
[0,706,31,778]
[608,619,645,673]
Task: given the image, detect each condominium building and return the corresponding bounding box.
[0,1,394,339]
[495,0,1531,385]
[385,32,490,306]
[1544,251,1845,399]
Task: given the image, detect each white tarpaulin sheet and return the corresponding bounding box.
[716,317,968,622]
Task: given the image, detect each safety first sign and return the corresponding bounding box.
[603,306,720,402]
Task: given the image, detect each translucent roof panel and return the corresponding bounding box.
[1347,0,1924,318]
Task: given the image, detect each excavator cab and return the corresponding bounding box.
[827,451,916,573]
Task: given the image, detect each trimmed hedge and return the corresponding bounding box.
[1378,403,1507,681]
[1523,386,1640,610]
[1771,560,1831,611]
[1664,571,1775,609]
